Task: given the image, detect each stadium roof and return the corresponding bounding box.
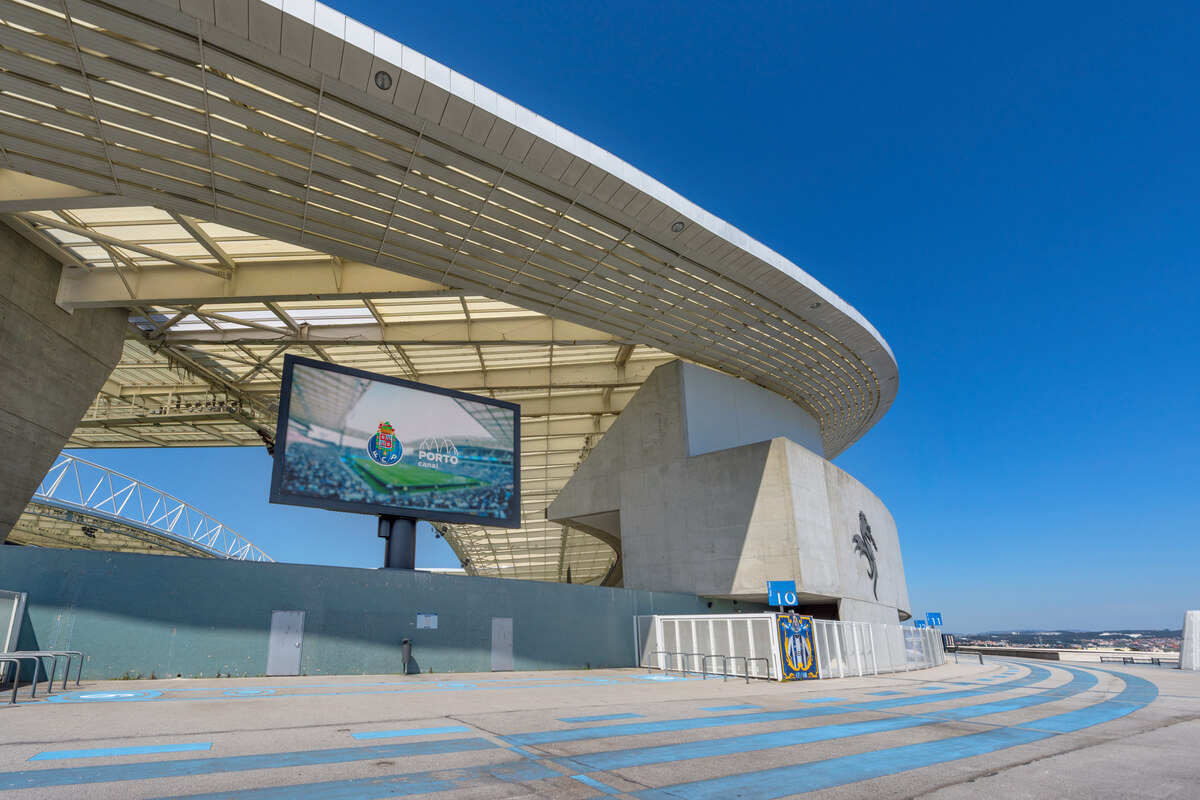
[0,0,899,585]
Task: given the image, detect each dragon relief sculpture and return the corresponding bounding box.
[853,511,880,600]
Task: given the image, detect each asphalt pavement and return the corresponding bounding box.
[0,656,1196,799]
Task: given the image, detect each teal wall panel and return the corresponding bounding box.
[0,548,754,679]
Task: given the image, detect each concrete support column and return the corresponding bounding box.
[0,221,126,544]
[1181,611,1199,671]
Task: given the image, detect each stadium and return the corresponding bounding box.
[0,0,909,624]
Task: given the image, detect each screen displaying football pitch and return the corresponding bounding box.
[269,356,520,527]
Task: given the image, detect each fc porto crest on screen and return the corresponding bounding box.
[367,421,402,466]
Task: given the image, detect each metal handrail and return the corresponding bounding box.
[648,650,684,675]
[0,654,46,701]
[6,650,84,689]
[9,652,64,694]
[747,657,771,681]
[681,652,705,674]
[725,656,750,684]
[31,453,272,561]
[0,658,27,705]
[701,654,727,681]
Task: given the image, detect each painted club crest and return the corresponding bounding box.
[367,421,402,466]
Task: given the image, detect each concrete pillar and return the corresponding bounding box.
[0,221,126,544]
[1181,611,1200,671]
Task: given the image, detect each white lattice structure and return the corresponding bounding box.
[12,453,271,561]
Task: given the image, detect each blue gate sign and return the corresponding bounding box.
[767,581,798,607]
[914,620,928,629]
[927,612,943,627]
[777,613,820,680]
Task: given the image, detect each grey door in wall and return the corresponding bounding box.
[266,610,305,676]
[491,617,513,671]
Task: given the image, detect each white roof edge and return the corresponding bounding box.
[292,1,895,365]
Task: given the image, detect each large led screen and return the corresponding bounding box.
[269,355,520,527]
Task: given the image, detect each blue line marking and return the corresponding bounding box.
[918,686,945,690]
[507,746,541,759]
[867,690,905,696]
[44,675,697,704]
[572,773,623,795]
[30,743,212,761]
[555,668,1096,773]
[558,713,644,723]
[630,663,1155,799]
[0,739,498,790]
[351,726,470,740]
[48,690,161,703]
[505,666,1054,747]
[698,705,759,712]
[152,758,560,799]
[798,697,847,703]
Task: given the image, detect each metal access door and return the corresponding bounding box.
[266,610,305,676]
[491,617,513,671]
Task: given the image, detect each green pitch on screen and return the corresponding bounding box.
[351,457,479,492]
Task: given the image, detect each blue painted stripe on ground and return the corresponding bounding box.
[918,686,945,690]
[0,739,498,791]
[554,667,1095,773]
[798,697,847,703]
[633,725,1053,799]
[1013,667,1158,733]
[571,773,623,795]
[698,705,759,712]
[351,726,470,740]
[45,675,695,705]
[505,665,1053,746]
[558,713,644,723]
[30,743,211,761]
[630,663,1154,800]
[150,759,559,800]
[507,745,541,759]
[867,691,905,696]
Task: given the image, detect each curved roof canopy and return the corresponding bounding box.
[0,0,898,584]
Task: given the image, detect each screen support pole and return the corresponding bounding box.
[378,515,417,569]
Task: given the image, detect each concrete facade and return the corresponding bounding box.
[0,221,126,544]
[548,361,910,623]
[0,546,752,679]
[1182,610,1199,671]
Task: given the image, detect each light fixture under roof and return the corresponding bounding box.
[810,302,821,309]
[374,71,393,90]
[671,221,685,233]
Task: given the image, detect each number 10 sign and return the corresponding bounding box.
[768,581,798,607]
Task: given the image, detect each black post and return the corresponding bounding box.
[378,515,417,569]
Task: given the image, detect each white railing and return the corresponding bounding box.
[30,453,272,562]
[638,613,778,679]
[812,619,944,678]
[637,613,944,680]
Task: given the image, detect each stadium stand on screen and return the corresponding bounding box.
[269,356,520,527]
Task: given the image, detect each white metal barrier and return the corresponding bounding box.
[637,614,944,680]
[637,614,778,679]
[812,619,945,678]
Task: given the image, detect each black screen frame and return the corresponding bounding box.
[268,355,521,527]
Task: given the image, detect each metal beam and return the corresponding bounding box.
[56,257,456,308]
[14,212,231,277]
[0,168,125,212]
[156,317,625,346]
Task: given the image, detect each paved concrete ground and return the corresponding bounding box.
[0,657,1196,799]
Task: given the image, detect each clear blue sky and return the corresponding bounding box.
[76,0,1199,634]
